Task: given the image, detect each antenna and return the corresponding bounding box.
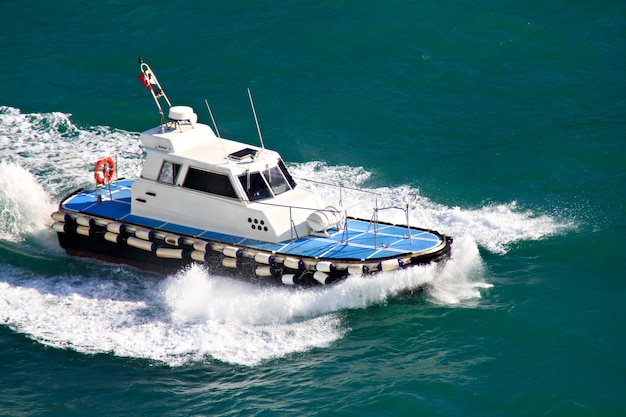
[204,99,221,137]
[205,98,228,160]
[247,88,265,150]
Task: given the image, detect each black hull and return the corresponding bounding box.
[55,224,452,287]
[56,230,310,286]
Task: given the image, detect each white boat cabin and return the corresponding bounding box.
[131,106,340,243]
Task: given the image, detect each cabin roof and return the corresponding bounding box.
[140,122,281,176]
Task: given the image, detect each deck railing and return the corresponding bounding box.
[256,177,414,245]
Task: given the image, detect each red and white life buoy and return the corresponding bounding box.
[94,157,115,185]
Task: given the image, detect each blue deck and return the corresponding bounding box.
[61,180,443,261]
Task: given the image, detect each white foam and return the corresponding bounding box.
[0,265,344,366]
[0,161,55,242]
[427,235,493,305]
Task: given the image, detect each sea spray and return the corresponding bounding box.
[0,161,55,242]
[427,235,493,305]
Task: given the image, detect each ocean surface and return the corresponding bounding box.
[1,1,625,416]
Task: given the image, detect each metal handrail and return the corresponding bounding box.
[255,178,414,246]
[368,203,412,244]
[294,177,415,244]
[299,178,417,244]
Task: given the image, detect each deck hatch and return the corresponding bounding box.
[228,147,258,161]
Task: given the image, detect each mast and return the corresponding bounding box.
[138,58,172,125]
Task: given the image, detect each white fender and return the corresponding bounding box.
[104,232,122,244]
[106,222,126,234]
[347,264,367,276]
[156,248,185,259]
[193,240,210,252]
[316,261,336,273]
[255,265,275,277]
[75,216,95,227]
[76,225,92,236]
[191,250,210,262]
[313,271,331,285]
[378,258,403,271]
[127,236,156,252]
[51,211,71,223]
[52,222,68,233]
[281,274,296,285]
[254,252,274,265]
[135,229,154,241]
[165,234,183,246]
[222,257,240,268]
[284,257,304,270]
[222,246,242,258]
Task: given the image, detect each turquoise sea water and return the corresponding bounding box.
[1,1,625,416]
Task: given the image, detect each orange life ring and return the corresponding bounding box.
[94,157,115,185]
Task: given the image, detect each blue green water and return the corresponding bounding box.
[1,1,625,415]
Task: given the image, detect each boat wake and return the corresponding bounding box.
[0,237,482,366]
[0,106,571,365]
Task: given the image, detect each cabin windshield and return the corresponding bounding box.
[238,162,293,201]
[265,165,289,195]
[238,171,272,201]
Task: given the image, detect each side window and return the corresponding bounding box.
[157,161,181,185]
[238,171,272,201]
[182,167,238,199]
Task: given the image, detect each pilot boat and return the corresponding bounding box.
[51,59,452,286]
